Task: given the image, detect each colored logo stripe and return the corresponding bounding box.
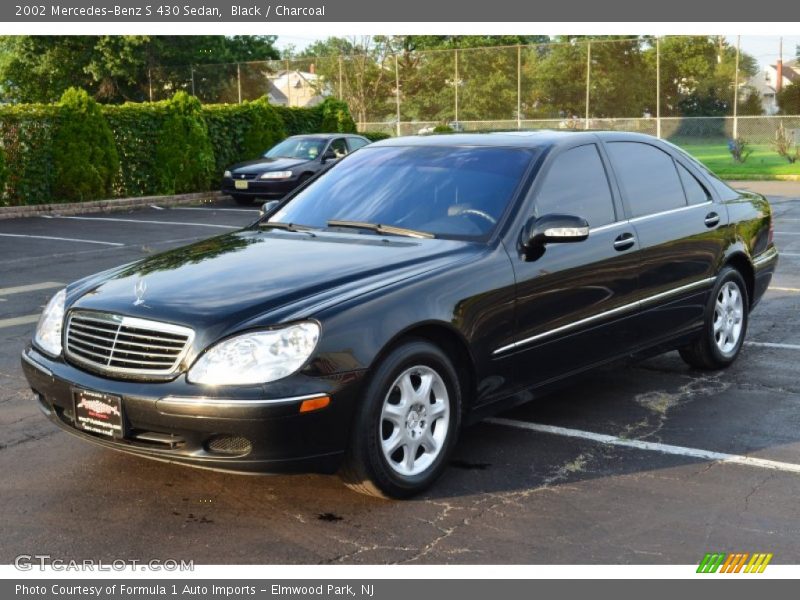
[697,552,773,573]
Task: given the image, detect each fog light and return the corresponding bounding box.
[205,435,252,456]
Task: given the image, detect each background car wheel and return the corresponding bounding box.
[679,266,749,370]
[340,339,461,499]
[231,194,254,206]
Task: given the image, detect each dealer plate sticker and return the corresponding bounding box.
[73,389,124,438]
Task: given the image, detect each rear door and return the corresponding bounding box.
[504,142,643,387]
[604,139,728,345]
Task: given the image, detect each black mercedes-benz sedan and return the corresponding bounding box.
[22,132,778,498]
[221,133,371,205]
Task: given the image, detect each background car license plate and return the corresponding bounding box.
[234,179,249,190]
[73,389,124,438]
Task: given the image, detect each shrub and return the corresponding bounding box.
[772,123,800,164]
[52,88,119,202]
[0,143,8,203]
[360,131,392,142]
[433,125,455,133]
[727,137,752,164]
[154,92,215,194]
[204,98,286,176]
[318,97,357,133]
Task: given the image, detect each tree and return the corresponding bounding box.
[0,36,280,103]
[777,83,800,115]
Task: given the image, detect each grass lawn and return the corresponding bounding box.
[678,142,800,180]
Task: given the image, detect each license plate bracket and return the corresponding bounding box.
[73,389,124,438]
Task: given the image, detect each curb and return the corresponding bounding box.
[0,191,226,220]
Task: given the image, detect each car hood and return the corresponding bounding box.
[68,229,477,346]
[229,157,309,174]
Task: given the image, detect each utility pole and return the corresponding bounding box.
[454,49,459,124]
[190,67,195,97]
[237,63,242,104]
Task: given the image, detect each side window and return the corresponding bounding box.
[347,137,369,151]
[606,142,687,218]
[535,144,615,228]
[677,162,711,205]
[329,138,348,158]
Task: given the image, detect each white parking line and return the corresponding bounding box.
[0,233,124,246]
[0,282,63,296]
[746,341,800,351]
[780,252,800,257]
[0,314,39,329]
[775,231,800,235]
[486,418,800,475]
[769,286,800,292]
[169,207,259,213]
[42,216,238,229]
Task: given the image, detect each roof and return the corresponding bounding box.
[370,130,658,148]
[287,133,368,140]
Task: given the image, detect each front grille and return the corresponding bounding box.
[65,310,194,379]
[234,173,258,180]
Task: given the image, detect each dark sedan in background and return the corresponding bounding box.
[221,133,371,205]
[22,132,777,498]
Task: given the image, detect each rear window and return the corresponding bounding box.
[607,142,687,218]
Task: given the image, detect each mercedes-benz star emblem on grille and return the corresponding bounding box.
[133,279,147,306]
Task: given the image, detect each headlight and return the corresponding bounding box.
[223,170,232,178]
[187,322,320,385]
[34,288,66,357]
[259,171,293,180]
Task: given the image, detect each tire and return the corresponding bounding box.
[231,194,254,206]
[679,266,749,370]
[340,339,462,499]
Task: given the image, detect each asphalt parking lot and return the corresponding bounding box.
[2,184,800,565]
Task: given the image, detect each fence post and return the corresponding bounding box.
[237,63,242,104]
[286,59,291,107]
[395,53,401,137]
[656,36,661,138]
[585,41,591,129]
[148,69,153,102]
[733,35,740,139]
[190,67,195,97]
[517,45,522,130]
[454,49,459,124]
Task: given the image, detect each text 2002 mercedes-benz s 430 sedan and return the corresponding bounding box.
[21,132,778,498]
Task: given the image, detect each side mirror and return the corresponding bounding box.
[321,150,338,163]
[260,200,280,217]
[522,213,590,249]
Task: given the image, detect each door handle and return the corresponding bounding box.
[613,232,636,251]
[704,212,720,228]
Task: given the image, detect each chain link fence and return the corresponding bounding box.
[143,36,800,147]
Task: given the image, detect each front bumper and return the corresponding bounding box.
[21,347,367,474]
[221,177,298,200]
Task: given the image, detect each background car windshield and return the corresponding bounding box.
[269,146,534,238]
[265,138,326,160]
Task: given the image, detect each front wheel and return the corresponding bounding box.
[679,267,749,370]
[340,340,461,499]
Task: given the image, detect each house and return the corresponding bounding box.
[267,65,328,108]
[746,58,800,115]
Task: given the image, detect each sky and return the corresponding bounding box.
[274,35,800,70]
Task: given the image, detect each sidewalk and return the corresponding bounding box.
[728,180,800,202]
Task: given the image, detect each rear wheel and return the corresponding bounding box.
[679,267,749,370]
[340,340,461,499]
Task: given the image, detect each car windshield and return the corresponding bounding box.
[265,138,326,160]
[268,145,534,239]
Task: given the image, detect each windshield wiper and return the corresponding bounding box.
[326,220,435,239]
[259,221,316,234]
